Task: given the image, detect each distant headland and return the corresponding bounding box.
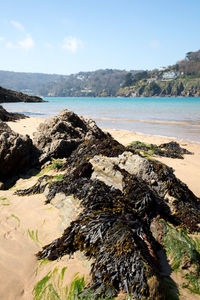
[0,86,46,103]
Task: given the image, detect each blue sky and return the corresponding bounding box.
[0,0,199,74]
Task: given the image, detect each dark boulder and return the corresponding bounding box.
[0,105,28,121]
[0,122,38,188]
[33,109,109,163]
[0,86,46,103]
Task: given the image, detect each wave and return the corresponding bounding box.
[93,117,189,125]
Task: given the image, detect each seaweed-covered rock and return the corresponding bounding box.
[15,131,200,298]
[127,140,193,159]
[90,152,200,232]
[32,166,164,299]
[159,141,192,155]
[0,122,38,187]
[33,109,109,163]
[0,105,28,121]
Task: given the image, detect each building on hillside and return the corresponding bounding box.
[162,71,179,80]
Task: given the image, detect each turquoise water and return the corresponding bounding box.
[2,97,200,143]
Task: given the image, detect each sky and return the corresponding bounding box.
[0,0,200,75]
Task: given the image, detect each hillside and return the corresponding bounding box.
[117,50,200,97]
[0,69,140,97]
[0,71,64,96]
[37,69,129,97]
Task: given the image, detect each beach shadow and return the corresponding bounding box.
[3,166,41,190]
[157,248,180,299]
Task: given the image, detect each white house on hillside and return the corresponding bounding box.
[162,71,178,80]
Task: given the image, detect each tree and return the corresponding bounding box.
[134,71,148,82]
[123,72,133,87]
[186,50,200,62]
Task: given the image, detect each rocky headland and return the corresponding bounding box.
[0,109,200,299]
[0,86,46,103]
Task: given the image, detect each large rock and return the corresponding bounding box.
[0,86,46,103]
[33,109,109,163]
[0,105,28,121]
[16,134,200,299]
[90,152,200,232]
[0,122,38,187]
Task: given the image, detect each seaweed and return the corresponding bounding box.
[33,267,113,300]
[64,137,126,172]
[159,222,200,295]
[35,164,178,299]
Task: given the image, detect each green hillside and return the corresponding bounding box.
[117,50,200,97]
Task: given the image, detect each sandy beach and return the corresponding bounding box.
[1,116,200,299]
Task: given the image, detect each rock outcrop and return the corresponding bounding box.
[0,122,38,187]
[0,86,46,103]
[0,105,28,121]
[16,113,200,299]
[33,109,109,163]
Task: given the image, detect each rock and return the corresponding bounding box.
[0,105,28,121]
[33,109,109,163]
[90,151,200,232]
[0,121,12,134]
[90,155,124,190]
[159,141,192,155]
[127,140,193,159]
[0,181,4,189]
[0,122,38,186]
[0,86,46,103]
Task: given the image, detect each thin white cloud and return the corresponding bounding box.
[0,36,4,41]
[62,36,83,53]
[18,34,34,50]
[6,42,17,49]
[10,20,25,32]
[149,40,160,49]
[6,34,34,50]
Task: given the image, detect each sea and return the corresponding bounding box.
[2,97,200,143]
